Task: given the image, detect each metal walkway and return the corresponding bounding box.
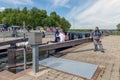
[39,57,98,79]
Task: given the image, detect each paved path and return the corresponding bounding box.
[0,35,119,80]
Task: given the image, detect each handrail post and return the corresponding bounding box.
[32,45,39,73]
[16,48,27,70]
[28,32,42,73]
[23,47,27,70]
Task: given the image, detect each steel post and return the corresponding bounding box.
[32,45,39,73]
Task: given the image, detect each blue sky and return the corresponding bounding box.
[0,0,120,29]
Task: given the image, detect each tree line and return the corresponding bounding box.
[117,23,120,31]
[0,7,71,31]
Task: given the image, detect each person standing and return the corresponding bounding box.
[54,29,60,42]
[65,32,69,41]
[91,27,104,53]
[59,29,65,42]
[55,29,65,52]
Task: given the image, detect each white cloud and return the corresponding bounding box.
[68,0,120,29]
[68,0,96,19]
[50,0,70,8]
[0,7,5,12]
[0,0,33,5]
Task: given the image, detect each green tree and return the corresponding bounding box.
[22,7,27,14]
[117,23,120,31]
[60,17,71,31]
[50,12,61,27]
[0,7,71,30]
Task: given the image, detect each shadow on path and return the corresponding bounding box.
[65,48,94,54]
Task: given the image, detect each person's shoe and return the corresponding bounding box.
[101,50,105,53]
[94,49,98,52]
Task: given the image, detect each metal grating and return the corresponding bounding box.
[39,57,98,79]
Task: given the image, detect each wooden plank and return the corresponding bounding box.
[39,38,92,51]
[0,38,28,46]
[7,49,16,66]
[0,70,15,80]
[110,62,120,80]
[7,62,32,68]
[101,64,113,80]
[0,52,7,55]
